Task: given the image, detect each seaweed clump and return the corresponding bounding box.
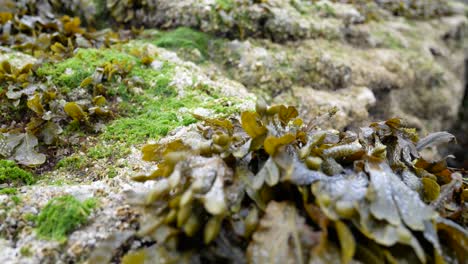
[119,101,467,263]
[0,1,142,169]
[36,194,97,242]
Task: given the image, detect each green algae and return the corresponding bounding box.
[129,61,175,97]
[37,48,136,90]
[36,195,97,242]
[216,0,234,11]
[108,167,118,178]
[87,142,131,161]
[103,95,198,144]
[11,195,21,205]
[55,156,88,170]
[0,160,35,186]
[0,187,17,195]
[371,29,404,50]
[20,246,32,257]
[37,44,175,95]
[153,27,212,58]
[88,145,115,160]
[102,90,243,145]
[31,40,245,172]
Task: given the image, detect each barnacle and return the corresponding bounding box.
[125,101,467,263]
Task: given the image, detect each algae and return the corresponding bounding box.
[36,195,97,242]
[215,0,234,11]
[0,188,17,195]
[55,156,88,171]
[37,48,137,90]
[153,28,213,59]
[0,160,35,186]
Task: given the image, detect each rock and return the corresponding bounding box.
[211,13,467,132]
[287,86,376,130]
[0,51,37,69]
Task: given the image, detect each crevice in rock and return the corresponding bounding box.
[447,58,468,169]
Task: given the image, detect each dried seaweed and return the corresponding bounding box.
[123,101,467,263]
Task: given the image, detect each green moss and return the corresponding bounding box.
[216,0,234,11]
[0,160,35,186]
[88,146,114,160]
[23,212,37,222]
[129,61,176,97]
[108,167,118,178]
[36,195,97,242]
[36,48,137,91]
[0,187,17,195]
[313,2,336,16]
[102,91,245,145]
[372,30,404,50]
[87,141,131,160]
[102,95,202,144]
[153,28,212,58]
[38,42,244,148]
[20,246,32,257]
[55,156,87,170]
[11,195,21,205]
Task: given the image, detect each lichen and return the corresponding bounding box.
[36,195,97,242]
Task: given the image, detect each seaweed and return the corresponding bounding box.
[0,0,156,172]
[120,101,467,263]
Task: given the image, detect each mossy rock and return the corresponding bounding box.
[36,194,97,242]
[0,160,35,186]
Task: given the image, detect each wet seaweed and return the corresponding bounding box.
[120,101,467,263]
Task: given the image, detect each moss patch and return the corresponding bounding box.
[102,88,243,145]
[372,30,404,49]
[103,95,198,144]
[216,0,234,11]
[153,27,212,58]
[37,48,136,90]
[35,41,246,168]
[129,61,176,97]
[20,246,32,257]
[36,195,97,242]
[0,187,17,195]
[0,160,35,186]
[55,156,88,171]
[11,195,21,205]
